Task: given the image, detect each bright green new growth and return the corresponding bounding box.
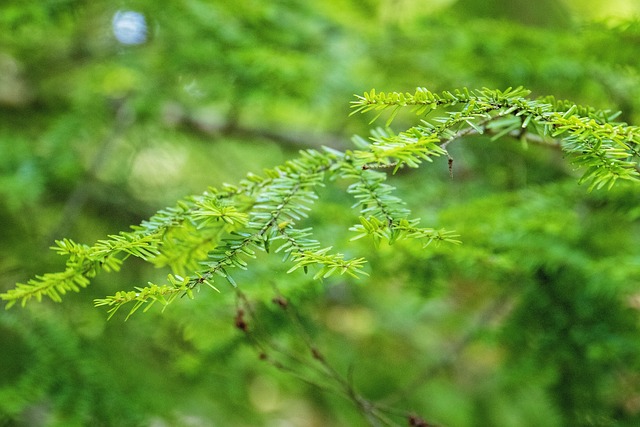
[2,87,638,319]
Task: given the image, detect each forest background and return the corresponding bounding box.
[1,0,640,426]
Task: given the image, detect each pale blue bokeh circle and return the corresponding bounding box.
[112,10,147,45]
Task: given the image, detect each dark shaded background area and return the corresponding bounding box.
[1,1,640,426]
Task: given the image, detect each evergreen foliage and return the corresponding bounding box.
[3,87,638,319]
[4,85,640,425]
[2,1,640,426]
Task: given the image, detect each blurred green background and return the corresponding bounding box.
[1,1,640,426]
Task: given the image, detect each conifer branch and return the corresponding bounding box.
[3,87,637,318]
[352,87,640,189]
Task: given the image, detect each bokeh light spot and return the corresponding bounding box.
[112,10,147,45]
